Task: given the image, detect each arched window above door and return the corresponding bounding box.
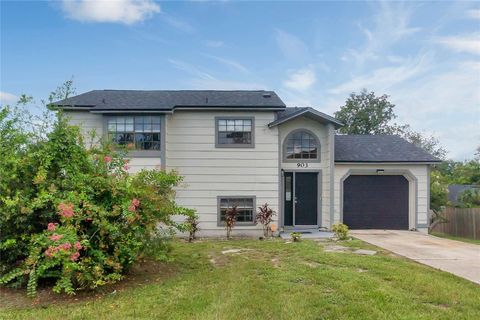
[283,129,320,161]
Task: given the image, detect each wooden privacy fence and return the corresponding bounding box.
[431,207,480,240]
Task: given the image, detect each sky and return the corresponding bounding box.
[1,0,479,160]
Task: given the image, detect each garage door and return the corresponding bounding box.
[343,175,409,230]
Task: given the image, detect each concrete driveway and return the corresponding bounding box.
[350,230,480,285]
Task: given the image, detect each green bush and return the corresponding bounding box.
[332,223,349,240]
[290,232,302,242]
[458,189,480,208]
[0,107,192,296]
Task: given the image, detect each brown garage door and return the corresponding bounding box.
[343,175,409,230]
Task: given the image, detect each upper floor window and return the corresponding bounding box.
[107,116,161,151]
[284,129,320,161]
[215,117,254,148]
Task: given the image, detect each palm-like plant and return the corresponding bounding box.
[256,203,276,237]
[224,206,238,239]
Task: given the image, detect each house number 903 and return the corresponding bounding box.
[297,163,308,168]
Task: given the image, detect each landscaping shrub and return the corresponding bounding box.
[186,213,200,242]
[255,203,276,237]
[290,232,302,242]
[457,189,480,208]
[332,223,349,240]
[0,106,192,296]
[224,206,238,239]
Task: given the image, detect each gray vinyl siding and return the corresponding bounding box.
[166,111,279,232]
[278,116,332,228]
[64,110,104,147]
[64,110,162,173]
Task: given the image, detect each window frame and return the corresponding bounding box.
[103,114,165,158]
[217,195,257,226]
[215,116,255,148]
[283,128,321,163]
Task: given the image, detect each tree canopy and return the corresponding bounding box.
[334,89,398,135]
[335,89,447,160]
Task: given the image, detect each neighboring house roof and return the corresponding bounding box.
[335,135,442,163]
[54,90,286,112]
[268,107,343,128]
[448,184,480,205]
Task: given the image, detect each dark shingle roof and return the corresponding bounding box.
[55,90,286,111]
[269,107,343,128]
[335,135,441,163]
[448,185,479,205]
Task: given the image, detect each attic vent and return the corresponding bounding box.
[263,93,271,98]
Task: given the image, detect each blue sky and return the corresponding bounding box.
[1,0,479,160]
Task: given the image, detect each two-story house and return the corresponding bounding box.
[55,90,440,236]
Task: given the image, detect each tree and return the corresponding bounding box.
[335,89,400,135]
[392,124,447,160]
[335,89,447,160]
[428,170,449,231]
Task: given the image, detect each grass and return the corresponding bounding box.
[430,232,480,245]
[1,238,479,320]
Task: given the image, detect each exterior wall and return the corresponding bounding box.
[334,164,430,233]
[278,116,333,228]
[64,110,162,173]
[64,110,104,147]
[66,109,431,235]
[165,110,279,236]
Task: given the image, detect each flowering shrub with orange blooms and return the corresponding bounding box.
[0,110,193,297]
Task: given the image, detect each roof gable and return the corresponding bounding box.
[268,107,343,128]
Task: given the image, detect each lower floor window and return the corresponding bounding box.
[219,197,255,224]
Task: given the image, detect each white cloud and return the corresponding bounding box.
[189,78,266,90]
[436,33,480,55]
[161,13,194,33]
[274,29,310,61]
[168,58,263,90]
[168,59,215,80]
[205,40,224,48]
[467,9,480,20]
[343,2,421,65]
[204,54,250,74]
[283,66,316,91]
[377,60,479,160]
[329,52,432,95]
[0,91,18,105]
[60,0,160,25]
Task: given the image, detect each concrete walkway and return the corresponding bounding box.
[350,230,480,285]
[280,229,334,239]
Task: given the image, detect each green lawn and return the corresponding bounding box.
[1,239,479,320]
[430,232,480,245]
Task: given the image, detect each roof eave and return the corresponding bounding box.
[55,105,94,110]
[334,160,442,164]
[60,105,286,113]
